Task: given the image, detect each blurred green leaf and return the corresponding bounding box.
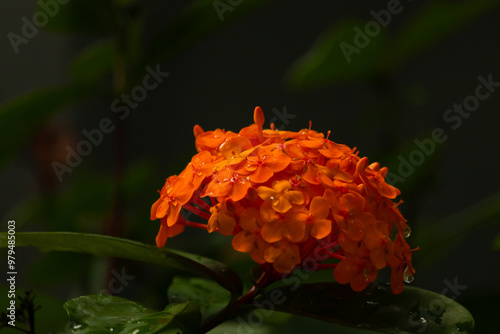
[71,40,115,83]
[392,0,500,68]
[38,0,118,34]
[27,252,91,288]
[168,277,231,321]
[0,84,97,170]
[416,190,500,267]
[5,161,154,233]
[269,282,474,334]
[4,171,113,232]
[493,234,500,250]
[162,301,202,334]
[64,295,199,333]
[286,0,500,90]
[286,20,388,90]
[0,232,243,296]
[145,0,272,64]
[379,131,445,195]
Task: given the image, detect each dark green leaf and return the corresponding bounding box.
[286,20,388,90]
[0,232,242,296]
[268,282,474,334]
[64,295,198,333]
[0,84,97,169]
[145,0,272,64]
[392,0,500,68]
[38,0,118,34]
[416,191,500,267]
[168,276,231,321]
[379,131,445,195]
[71,41,115,83]
[163,301,202,334]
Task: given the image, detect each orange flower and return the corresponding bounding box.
[151,107,416,295]
[207,201,236,236]
[260,201,306,243]
[264,239,301,273]
[364,220,394,270]
[156,217,185,247]
[361,162,400,199]
[232,207,270,264]
[284,143,323,185]
[235,146,291,183]
[256,180,304,213]
[195,128,228,153]
[325,188,374,241]
[185,151,217,189]
[151,175,194,227]
[202,167,252,202]
[289,196,332,239]
[334,254,378,292]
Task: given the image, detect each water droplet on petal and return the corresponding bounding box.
[403,266,414,283]
[404,226,411,238]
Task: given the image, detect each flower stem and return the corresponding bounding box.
[199,268,278,333]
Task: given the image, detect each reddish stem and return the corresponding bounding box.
[183,203,211,220]
[192,192,212,211]
[184,221,208,230]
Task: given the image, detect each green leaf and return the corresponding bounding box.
[163,301,202,334]
[286,19,388,90]
[415,190,500,267]
[38,0,118,34]
[64,295,199,333]
[168,276,231,321]
[379,131,445,195]
[71,41,115,83]
[0,84,97,169]
[145,0,272,64]
[268,282,474,334]
[392,0,500,68]
[0,232,242,296]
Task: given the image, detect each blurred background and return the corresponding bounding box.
[1,0,500,332]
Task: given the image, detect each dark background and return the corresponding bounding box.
[1,1,500,332]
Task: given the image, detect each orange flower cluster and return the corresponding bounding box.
[151,107,416,294]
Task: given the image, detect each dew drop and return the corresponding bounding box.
[170,294,177,300]
[72,324,82,330]
[404,226,411,238]
[403,266,414,284]
[419,317,427,324]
